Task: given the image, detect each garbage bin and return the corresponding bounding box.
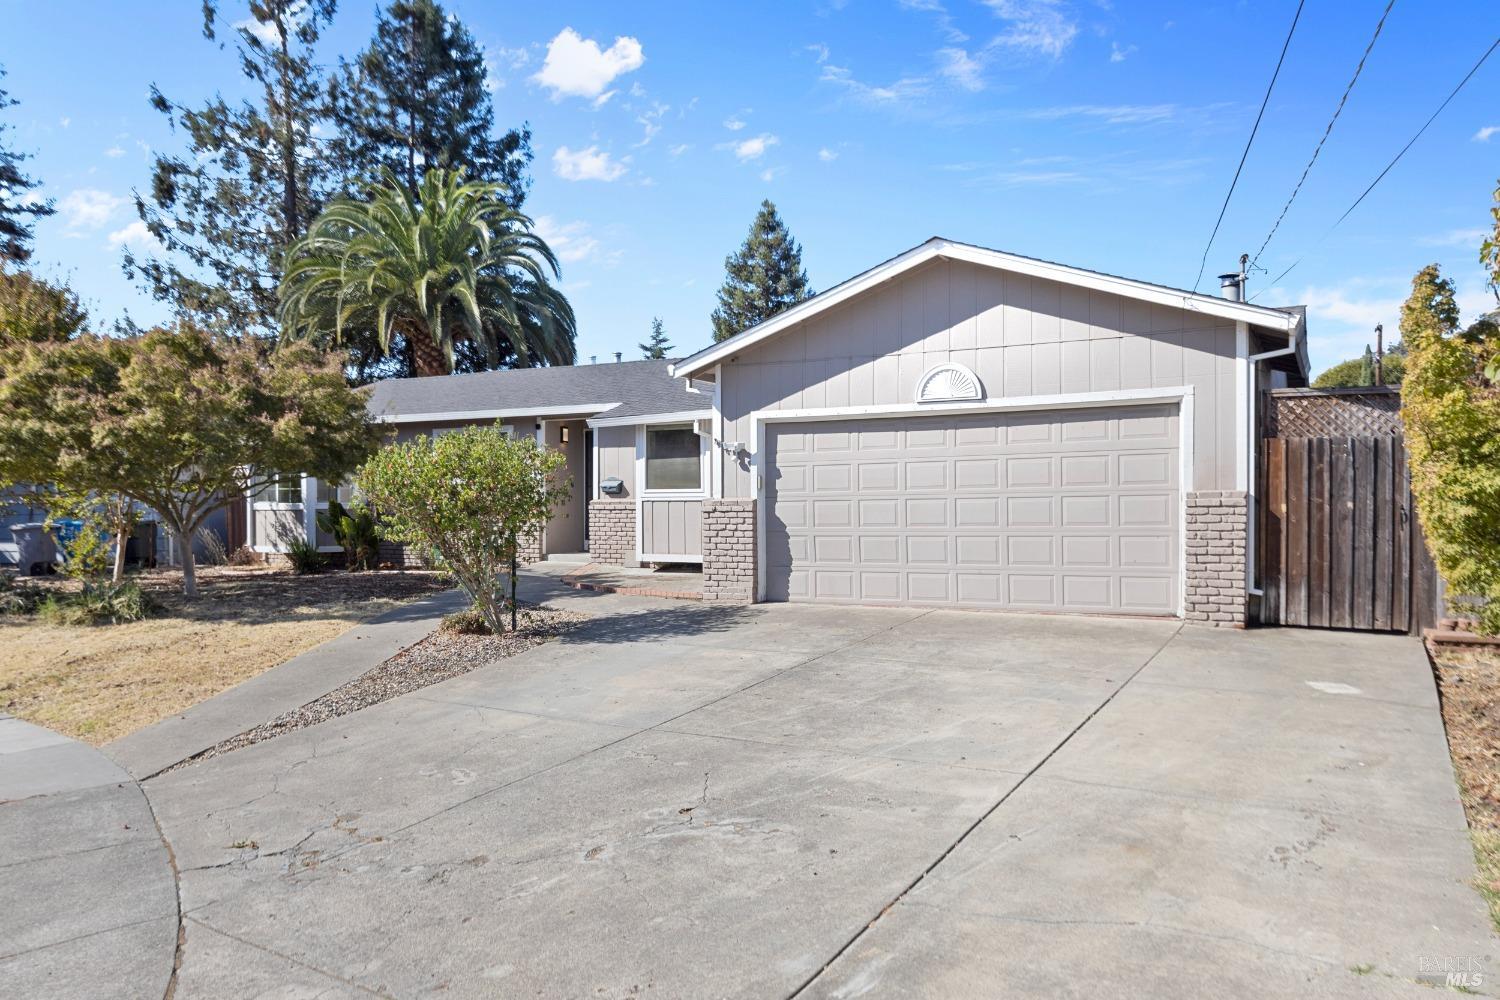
[9,523,57,576]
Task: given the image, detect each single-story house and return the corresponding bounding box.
[265,237,1309,626]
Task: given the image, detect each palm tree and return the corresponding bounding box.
[278,167,576,377]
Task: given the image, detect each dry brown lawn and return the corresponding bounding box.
[0,565,453,745]
[1432,643,1500,933]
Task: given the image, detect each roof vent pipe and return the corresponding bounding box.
[1218,272,1243,302]
[614,352,622,363]
[589,355,597,365]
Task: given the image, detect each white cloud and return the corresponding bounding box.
[721,133,779,161]
[806,43,831,64]
[107,219,155,250]
[552,145,627,182]
[723,115,747,131]
[533,215,600,264]
[1419,228,1489,247]
[105,145,125,158]
[59,188,125,230]
[899,0,968,43]
[58,116,70,128]
[532,28,644,101]
[1475,125,1499,143]
[820,62,930,106]
[634,101,670,146]
[1109,41,1136,62]
[818,147,839,162]
[1023,103,1177,125]
[668,143,692,157]
[760,166,786,182]
[233,16,281,45]
[982,0,1078,58]
[937,47,984,91]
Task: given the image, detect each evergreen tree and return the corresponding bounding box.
[0,66,55,266]
[710,200,813,343]
[641,317,672,359]
[1358,345,1375,386]
[125,1,336,341]
[327,0,531,206]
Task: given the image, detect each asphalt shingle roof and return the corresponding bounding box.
[362,359,712,422]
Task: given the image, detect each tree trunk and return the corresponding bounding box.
[180,539,198,598]
[510,549,519,632]
[409,326,448,376]
[112,528,129,584]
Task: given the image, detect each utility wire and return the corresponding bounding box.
[1252,35,1500,299]
[1249,0,1396,270]
[1192,0,1307,292]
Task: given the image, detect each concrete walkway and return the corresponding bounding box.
[106,587,470,779]
[0,714,177,1000]
[558,561,704,600]
[137,584,1495,998]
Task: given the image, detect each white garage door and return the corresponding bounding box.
[764,405,1180,614]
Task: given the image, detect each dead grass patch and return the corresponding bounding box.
[1431,644,1500,933]
[0,565,452,745]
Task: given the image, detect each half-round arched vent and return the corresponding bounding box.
[916,363,983,403]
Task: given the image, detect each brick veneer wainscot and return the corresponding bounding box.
[702,499,756,603]
[1184,490,1247,627]
[587,499,635,565]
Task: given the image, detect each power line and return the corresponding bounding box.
[1253,35,1500,298]
[1249,0,1396,271]
[1192,0,1307,293]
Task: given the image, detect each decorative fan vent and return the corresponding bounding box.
[916,363,982,403]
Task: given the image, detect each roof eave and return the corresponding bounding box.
[671,237,1301,379]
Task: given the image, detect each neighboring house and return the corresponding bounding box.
[263,237,1308,627]
[248,360,714,566]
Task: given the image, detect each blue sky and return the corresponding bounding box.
[3,0,1498,375]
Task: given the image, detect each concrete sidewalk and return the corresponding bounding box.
[0,714,177,1000]
[106,587,470,779]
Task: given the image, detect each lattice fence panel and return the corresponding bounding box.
[1264,389,1403,439]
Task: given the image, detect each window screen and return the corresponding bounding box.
[645,426,701,491]
[270,476,301,504]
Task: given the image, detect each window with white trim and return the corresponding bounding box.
[644,425,703,492]
[260,475,302,505]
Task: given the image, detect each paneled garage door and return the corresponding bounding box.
[764,405,1180,614]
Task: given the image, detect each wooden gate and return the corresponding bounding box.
[1258,435,1439,633]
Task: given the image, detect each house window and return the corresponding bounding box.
[644,425,702,491]
[272,476,302,505]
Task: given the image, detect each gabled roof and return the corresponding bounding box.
[671,237,1303,380]
[363,359,712,424]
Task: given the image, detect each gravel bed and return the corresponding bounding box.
[164,604,586,771]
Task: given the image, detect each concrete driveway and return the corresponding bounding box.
[144,580,1495,998]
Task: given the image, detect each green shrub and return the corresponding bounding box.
[316,499,380,571]
[1401,264,1500,634]
[357,427,569,633]
[37,580,160,626]
[284,538,328,575]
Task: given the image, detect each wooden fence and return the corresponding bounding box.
[1258,435,1440,633]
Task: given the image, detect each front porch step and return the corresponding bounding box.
[541,552,592,565]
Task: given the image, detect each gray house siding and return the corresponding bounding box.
[594,425,635,498]
[717,257,1242,498]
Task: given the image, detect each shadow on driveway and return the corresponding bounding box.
[557,602,762,645]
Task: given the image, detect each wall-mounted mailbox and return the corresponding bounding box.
[600,477,625,496]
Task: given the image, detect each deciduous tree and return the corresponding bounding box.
[357,427,569,632]
[1400,264,1500,633]
[0,325,378,596]
[710,200,813,343]
[0,270,86,350]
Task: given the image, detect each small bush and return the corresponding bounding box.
[37,580,160,626]
[284,538,328,575]
[440,604,496,635]
[196,526,229,566]
[227,544,261,567]
[0,575,46,616]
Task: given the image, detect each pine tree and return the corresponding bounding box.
[710,200,813,343]
[0,66,55,266]
[1358,345,1375,386]
[640,317,672,359]
[327,0,531,206]
[125,1,335,341]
